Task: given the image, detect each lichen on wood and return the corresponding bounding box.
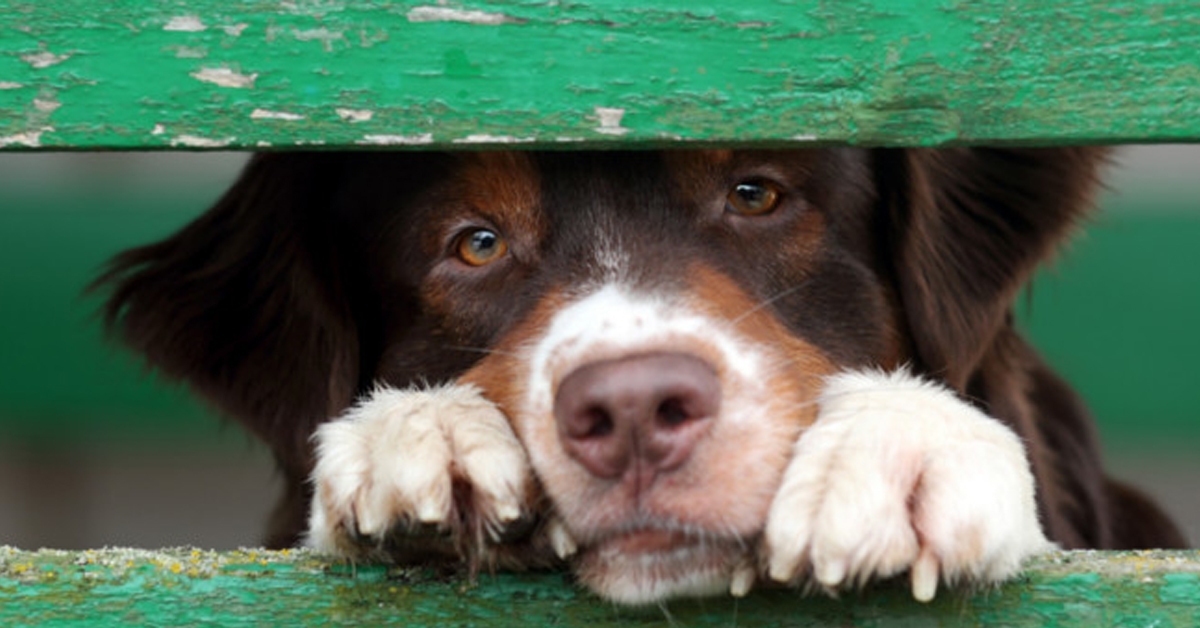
[2,548,1199,627]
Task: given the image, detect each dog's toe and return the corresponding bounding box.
[762,369,1052,600]
[307,383,534,560]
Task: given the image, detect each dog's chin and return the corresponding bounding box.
[574,529,746,605]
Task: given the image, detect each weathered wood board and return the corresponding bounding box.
[2,2,1198,150]
[2,548,1199,627]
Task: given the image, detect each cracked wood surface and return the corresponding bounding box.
[2,548,1200,627]
[2,1,1198,150]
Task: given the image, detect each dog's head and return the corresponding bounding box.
[98,148,1104,600]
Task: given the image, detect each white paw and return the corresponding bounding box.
[763,369,1053,601]
[306,383,534,559]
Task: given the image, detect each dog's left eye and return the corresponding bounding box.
[455,228,509,266]
[726,180,783,216]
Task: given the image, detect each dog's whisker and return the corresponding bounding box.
[444,345,519,358]
[730,282,810,326]
[656,600,679,626]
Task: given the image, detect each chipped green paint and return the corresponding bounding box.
[1,1,1198,150]
[2,548,1200,626]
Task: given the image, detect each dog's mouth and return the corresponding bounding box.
[602,527,693,554]
[572,524,750,604]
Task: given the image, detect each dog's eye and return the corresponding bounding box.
[456,228,509,266]
[726,180,782,216]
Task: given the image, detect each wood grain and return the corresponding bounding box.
[2,1,1198,149]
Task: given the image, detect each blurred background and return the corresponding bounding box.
[0,147,1197,550]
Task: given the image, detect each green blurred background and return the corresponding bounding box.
[0,148,1196,549]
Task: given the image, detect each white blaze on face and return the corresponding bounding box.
[525,283,766,421]
[504,279,813,604]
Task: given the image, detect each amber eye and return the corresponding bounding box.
[726,180,783,216]
[456,228,508,266]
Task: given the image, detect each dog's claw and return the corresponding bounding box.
[911,547,939,602]
[494,500,522,525]
[416,497,449,526]
[815,557,847,589]
[548,517,578,559]
[730,560,756,597]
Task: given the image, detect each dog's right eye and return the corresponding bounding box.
[726,180,783,216]
[455,228,509,266]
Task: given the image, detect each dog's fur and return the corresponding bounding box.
[96,148,1185,603]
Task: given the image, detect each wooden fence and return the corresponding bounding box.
[1,1,1197,625]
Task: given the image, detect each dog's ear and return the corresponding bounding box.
[879,147,1107,389]
[95,153,365,471]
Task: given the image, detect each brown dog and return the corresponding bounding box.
[97,148,1184,604]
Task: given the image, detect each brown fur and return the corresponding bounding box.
[95,148,1186,551]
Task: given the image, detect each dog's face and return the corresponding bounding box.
[99,147,1114,601]
[384,150,898,597]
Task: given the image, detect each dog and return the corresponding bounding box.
[96,148,1185,605]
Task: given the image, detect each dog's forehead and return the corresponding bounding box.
[441,151,680,247]
[451,152,544,235]
[445,149,820,215]
[443,151,676,244]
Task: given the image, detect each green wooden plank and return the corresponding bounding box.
[2,1,1198,150]
[2,548,1199,627]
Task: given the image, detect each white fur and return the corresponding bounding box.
[513,282,801,603]
[763,369,1054,601]
[526,283,766,421]
[306,383,531,553]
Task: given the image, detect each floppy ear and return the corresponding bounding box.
[879,147,1108,389]
[95,153,365,473]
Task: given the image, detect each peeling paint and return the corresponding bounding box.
[33,98,61,114]
[190,67,258,89]
[0,130,46,148]
[358,133,434,145]
[163,15,207,32]
[594,106,629,136]
[406,6,524,25]
[151,124,166,135]
[453,133,533,144]
[20,51,71,70]
[170,46,209,59]
[2,3,1198,150]
[250,108,305,121]
[171,134,234,148]
[336,108,374,123]
[292,28,347,52]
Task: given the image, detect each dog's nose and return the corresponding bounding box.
[554,353,720,484]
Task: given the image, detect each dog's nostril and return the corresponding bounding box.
[656,397,690,427]
[583,407,614,438]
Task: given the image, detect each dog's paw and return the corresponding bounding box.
[306,383,536,562]
[762,369,1053,601]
